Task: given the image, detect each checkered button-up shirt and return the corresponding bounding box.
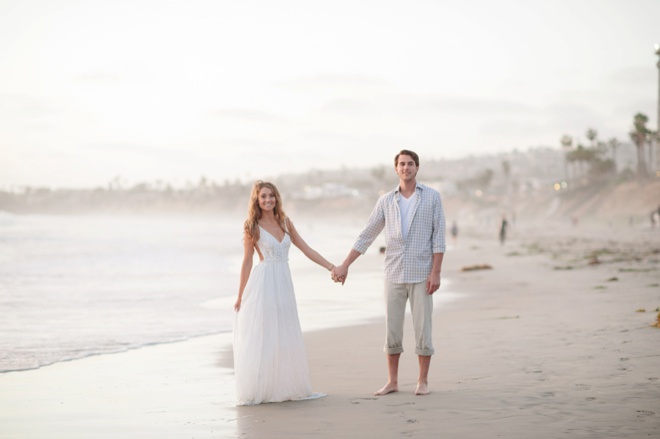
[353,182,446,284]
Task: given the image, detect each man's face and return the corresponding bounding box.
[395,154,418,181]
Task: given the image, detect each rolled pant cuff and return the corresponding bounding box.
[384,346,404,355]
[415,348,434,356]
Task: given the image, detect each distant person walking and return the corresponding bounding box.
[499,215,508,245]
[652,205,660,229]
[450,220,459,247]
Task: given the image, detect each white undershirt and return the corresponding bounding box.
[398,191,417,241]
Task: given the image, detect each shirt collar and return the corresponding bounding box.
[395,182,422,194]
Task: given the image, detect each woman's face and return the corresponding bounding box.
[258,187,276,212]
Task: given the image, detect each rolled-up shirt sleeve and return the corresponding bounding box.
[432,192,446,254]
[353,197,386,254]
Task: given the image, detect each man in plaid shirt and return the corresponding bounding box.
[333,149,446,396]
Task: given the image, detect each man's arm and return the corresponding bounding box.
[332,196,386,285]
[431,191,447,254]
[427,191,446,294]
[426,252,444,294]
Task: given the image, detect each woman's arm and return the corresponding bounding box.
[234,231,255,311]
[287,219,335,272]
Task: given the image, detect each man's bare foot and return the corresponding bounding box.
[415,381,430,395]
[373,382,398,396]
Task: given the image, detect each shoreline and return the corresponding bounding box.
[0,330,233,375]
[1,223,659,438]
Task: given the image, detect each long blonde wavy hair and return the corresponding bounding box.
[244,180,288,243]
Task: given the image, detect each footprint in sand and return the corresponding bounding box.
[636,410,655,417]
[350,397,378,404]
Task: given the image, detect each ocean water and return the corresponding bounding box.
[0,212,458,374]
[0,213,246,373]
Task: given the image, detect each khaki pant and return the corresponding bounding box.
[384,280,434,356]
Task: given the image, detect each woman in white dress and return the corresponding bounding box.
[233,181,334,406]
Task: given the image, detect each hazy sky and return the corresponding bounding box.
[1,0,658,188]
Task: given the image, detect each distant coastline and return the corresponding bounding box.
[1,146,657,226]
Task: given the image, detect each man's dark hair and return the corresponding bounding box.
[394,149,420,167]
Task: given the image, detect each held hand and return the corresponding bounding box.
[330,268,339,283]
[327,263,338,283]
[332,264,348,285]
[426,272,441,294]
[234,298,242,312]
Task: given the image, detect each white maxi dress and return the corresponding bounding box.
[233,226,324,406]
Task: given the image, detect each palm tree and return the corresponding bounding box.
[586,128,598,147]
[560,134,573,181]
[501,160,511,194]
[629,113,650,178]
[573,144,590,178]
[607,137,620,170]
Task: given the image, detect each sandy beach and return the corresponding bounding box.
[1,221,659,438]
